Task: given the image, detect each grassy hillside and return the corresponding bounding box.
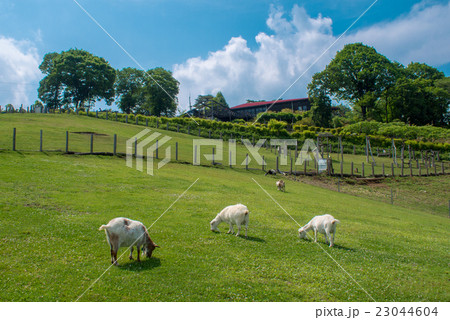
[0,114,449,301]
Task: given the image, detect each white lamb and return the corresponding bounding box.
[298,214,340,247]
[210,204,249,237]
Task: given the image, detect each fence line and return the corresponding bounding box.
[4,127,450,179]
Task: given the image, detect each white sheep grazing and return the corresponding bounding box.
[99,217,158,265]
[276,179,285,192]
[298,214,340,247]
[210,204,249,237]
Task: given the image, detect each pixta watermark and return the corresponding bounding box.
[126,129,324,175]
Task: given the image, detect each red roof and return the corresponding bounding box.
[231,98,309,110]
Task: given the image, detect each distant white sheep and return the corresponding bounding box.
[99,217,158,265]
[276,179,285,192]
[298,214,340,247]
[210,204,249,237]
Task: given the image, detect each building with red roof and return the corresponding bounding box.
[230,98,310,120]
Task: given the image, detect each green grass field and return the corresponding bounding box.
[0,114,449,301]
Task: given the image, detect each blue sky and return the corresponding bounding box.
[0,0,449,112]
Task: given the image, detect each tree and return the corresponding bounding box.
[388,78,448,126]
[139,68,179,117]
[213,91,229,108]
[38,52,63,110]
[308,43,396,119]
[310,93,332,127]
[115,67,145,114]
[38,49,116,110]
[406,62,445,81]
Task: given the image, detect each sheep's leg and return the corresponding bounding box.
[330,232,335,247]
[324,233,329,245]
[236,223,241,237]
[245,222,248,238]
[314,229,317,242]
[129,247,134,260]
[111,248,118,265]
[137,246,141,262]
[227,224,234,234]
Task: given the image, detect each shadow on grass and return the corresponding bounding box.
[299,238,355,251]
[211,231,266,243]
[117,257,161,272]
[240,235,266,243]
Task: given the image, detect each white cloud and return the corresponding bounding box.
[173,4,335,111]
[0,36,41,107]
[173,2,450,112]
[344,1,450,66]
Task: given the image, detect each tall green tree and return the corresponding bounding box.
[310,93,332,127]
[115,67,145,114]
[139,68,179,117]
[308,43,396,119]
[38,52,63,110]
[38,49,116,110]
[213,91,229,108]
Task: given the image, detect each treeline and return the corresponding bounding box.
[37,49,179,116]
[307,43,449,128]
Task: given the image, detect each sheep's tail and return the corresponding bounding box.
[244,210,249,215]
[332,219,340,225]
[98,224,109,231]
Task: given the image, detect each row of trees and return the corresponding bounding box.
[308,43,449,127]
[38,49,179,117]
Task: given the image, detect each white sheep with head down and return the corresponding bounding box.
[298,214,340,247]
[99,217,158,265]
[210,204,249,237]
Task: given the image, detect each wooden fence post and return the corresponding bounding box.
[155,140,159,159]
[90,134,94,154]
[276,156,279,172]
[198,128,201,137]
[262,155,265,172]
[125,115,128,123]
[382,163,385,177]
[136,117,139,125]
[113,134,117,155]
[351,162,354,177]
[166,122,169,130]
[176,142,178,161]
[372,162,375,177]
[290,157,293,174]
[362,162,365,177]
[391,163,395,177]
[229,151,232,168]
[246,154,249,170]
[65,131,69,153]
[40,129,43,152]
[12,128,16,151]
